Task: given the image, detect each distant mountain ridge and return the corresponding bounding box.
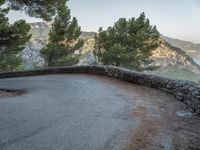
[161,35,200,57]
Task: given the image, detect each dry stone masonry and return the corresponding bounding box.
[0,65,199,115]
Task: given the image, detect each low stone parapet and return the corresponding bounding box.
[0,65,199,115]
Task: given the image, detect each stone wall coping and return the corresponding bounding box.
[0,65,199,115]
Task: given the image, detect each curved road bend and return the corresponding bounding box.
[0,74,199,150]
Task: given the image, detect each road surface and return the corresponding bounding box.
[0,74,199,150]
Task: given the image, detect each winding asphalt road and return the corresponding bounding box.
[0,74,200,150]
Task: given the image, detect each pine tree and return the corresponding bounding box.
[1,0,66,21]
[40,2,83,67]
[95,12,160,71]
[0,6,31,71]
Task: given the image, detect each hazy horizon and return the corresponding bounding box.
[3,0,200,43]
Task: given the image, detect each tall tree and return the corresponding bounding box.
[0,5,31,71]
[95,12,160,71]
[40,2,83,67]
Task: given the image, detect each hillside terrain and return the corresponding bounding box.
[149,40,200,81]
[162,35,200,57]
[78,36,200,82]
[20,22,200,82]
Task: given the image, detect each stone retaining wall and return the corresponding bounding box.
[0,65,200,115]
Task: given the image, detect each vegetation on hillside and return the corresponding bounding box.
[0,0,83,69]
[0,5,31,71]
[0,0,70,71]
[40,1,83,67]
[95,13,160,71]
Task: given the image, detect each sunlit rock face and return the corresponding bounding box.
[161,35,200,66]
[79,38,96,54]
[78,52,97,66]
[151,39,200,75]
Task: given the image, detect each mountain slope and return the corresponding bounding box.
[79,34,200,82]
[149,39,200,82]
[162,35,200,57]
[20,22,200,82]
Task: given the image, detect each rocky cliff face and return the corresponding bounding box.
[19,39,46,70]
[19,22,51,70]
[151,39,200,75]
[149,40,200,82]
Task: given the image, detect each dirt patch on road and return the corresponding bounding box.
[124,106,158,150]
[89,75,200,150]
[0,89,23,98]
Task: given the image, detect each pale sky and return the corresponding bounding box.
[4,0,200,43]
